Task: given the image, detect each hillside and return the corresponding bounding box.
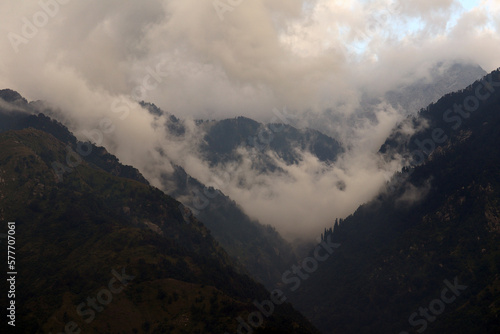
[288,69,500,333]
[0,128,319,334]
[140,104,343,287]
[161,164,299,288]
[1,93,299,289]
[198,117,343,170]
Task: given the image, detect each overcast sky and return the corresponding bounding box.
[1,0,499,240]
[0,0,499,121]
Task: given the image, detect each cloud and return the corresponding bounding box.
[0,98,27,113]
[170,102,406,241]
[189,141,402,241]
[396,178,433,206]
[398,0,456,16]
[2,0,498,121]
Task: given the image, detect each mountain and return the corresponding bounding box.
[1,60,494,333]
[197,116,343,171]
[306,61,487,137]
[286,69,500,333]
[384,62,487,115]
[1,94,299,290]
[0,126,320,334]
[140,102,343,288]
[160,164,299,288]
[0,90,148,185]
[140,102,344,172]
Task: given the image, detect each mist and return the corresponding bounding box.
[1,0,499,240]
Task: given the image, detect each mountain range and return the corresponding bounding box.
[0,92,319,333]
[1,61,499,333]
[287,68,500,333]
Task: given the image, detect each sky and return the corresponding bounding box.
[0,0,498,120]
[0,0,499,240]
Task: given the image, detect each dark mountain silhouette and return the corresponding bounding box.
[0,125,319,334]
[140,102,343,288]
[287,68,500,333]
[1,94,298,289]
[197,116,343,171]
[1,62,496,334]
[160,163,298,288]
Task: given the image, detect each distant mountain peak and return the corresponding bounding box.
[0,88,28,105]
[384,61,487,115]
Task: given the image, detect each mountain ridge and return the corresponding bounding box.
[287,68,500,333]
[1,92,298,289]
[0,127,320,334]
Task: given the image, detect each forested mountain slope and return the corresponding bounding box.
[289,69,500,333]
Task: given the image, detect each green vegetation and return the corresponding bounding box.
[290,69,500,333]
[0,128,319,334]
